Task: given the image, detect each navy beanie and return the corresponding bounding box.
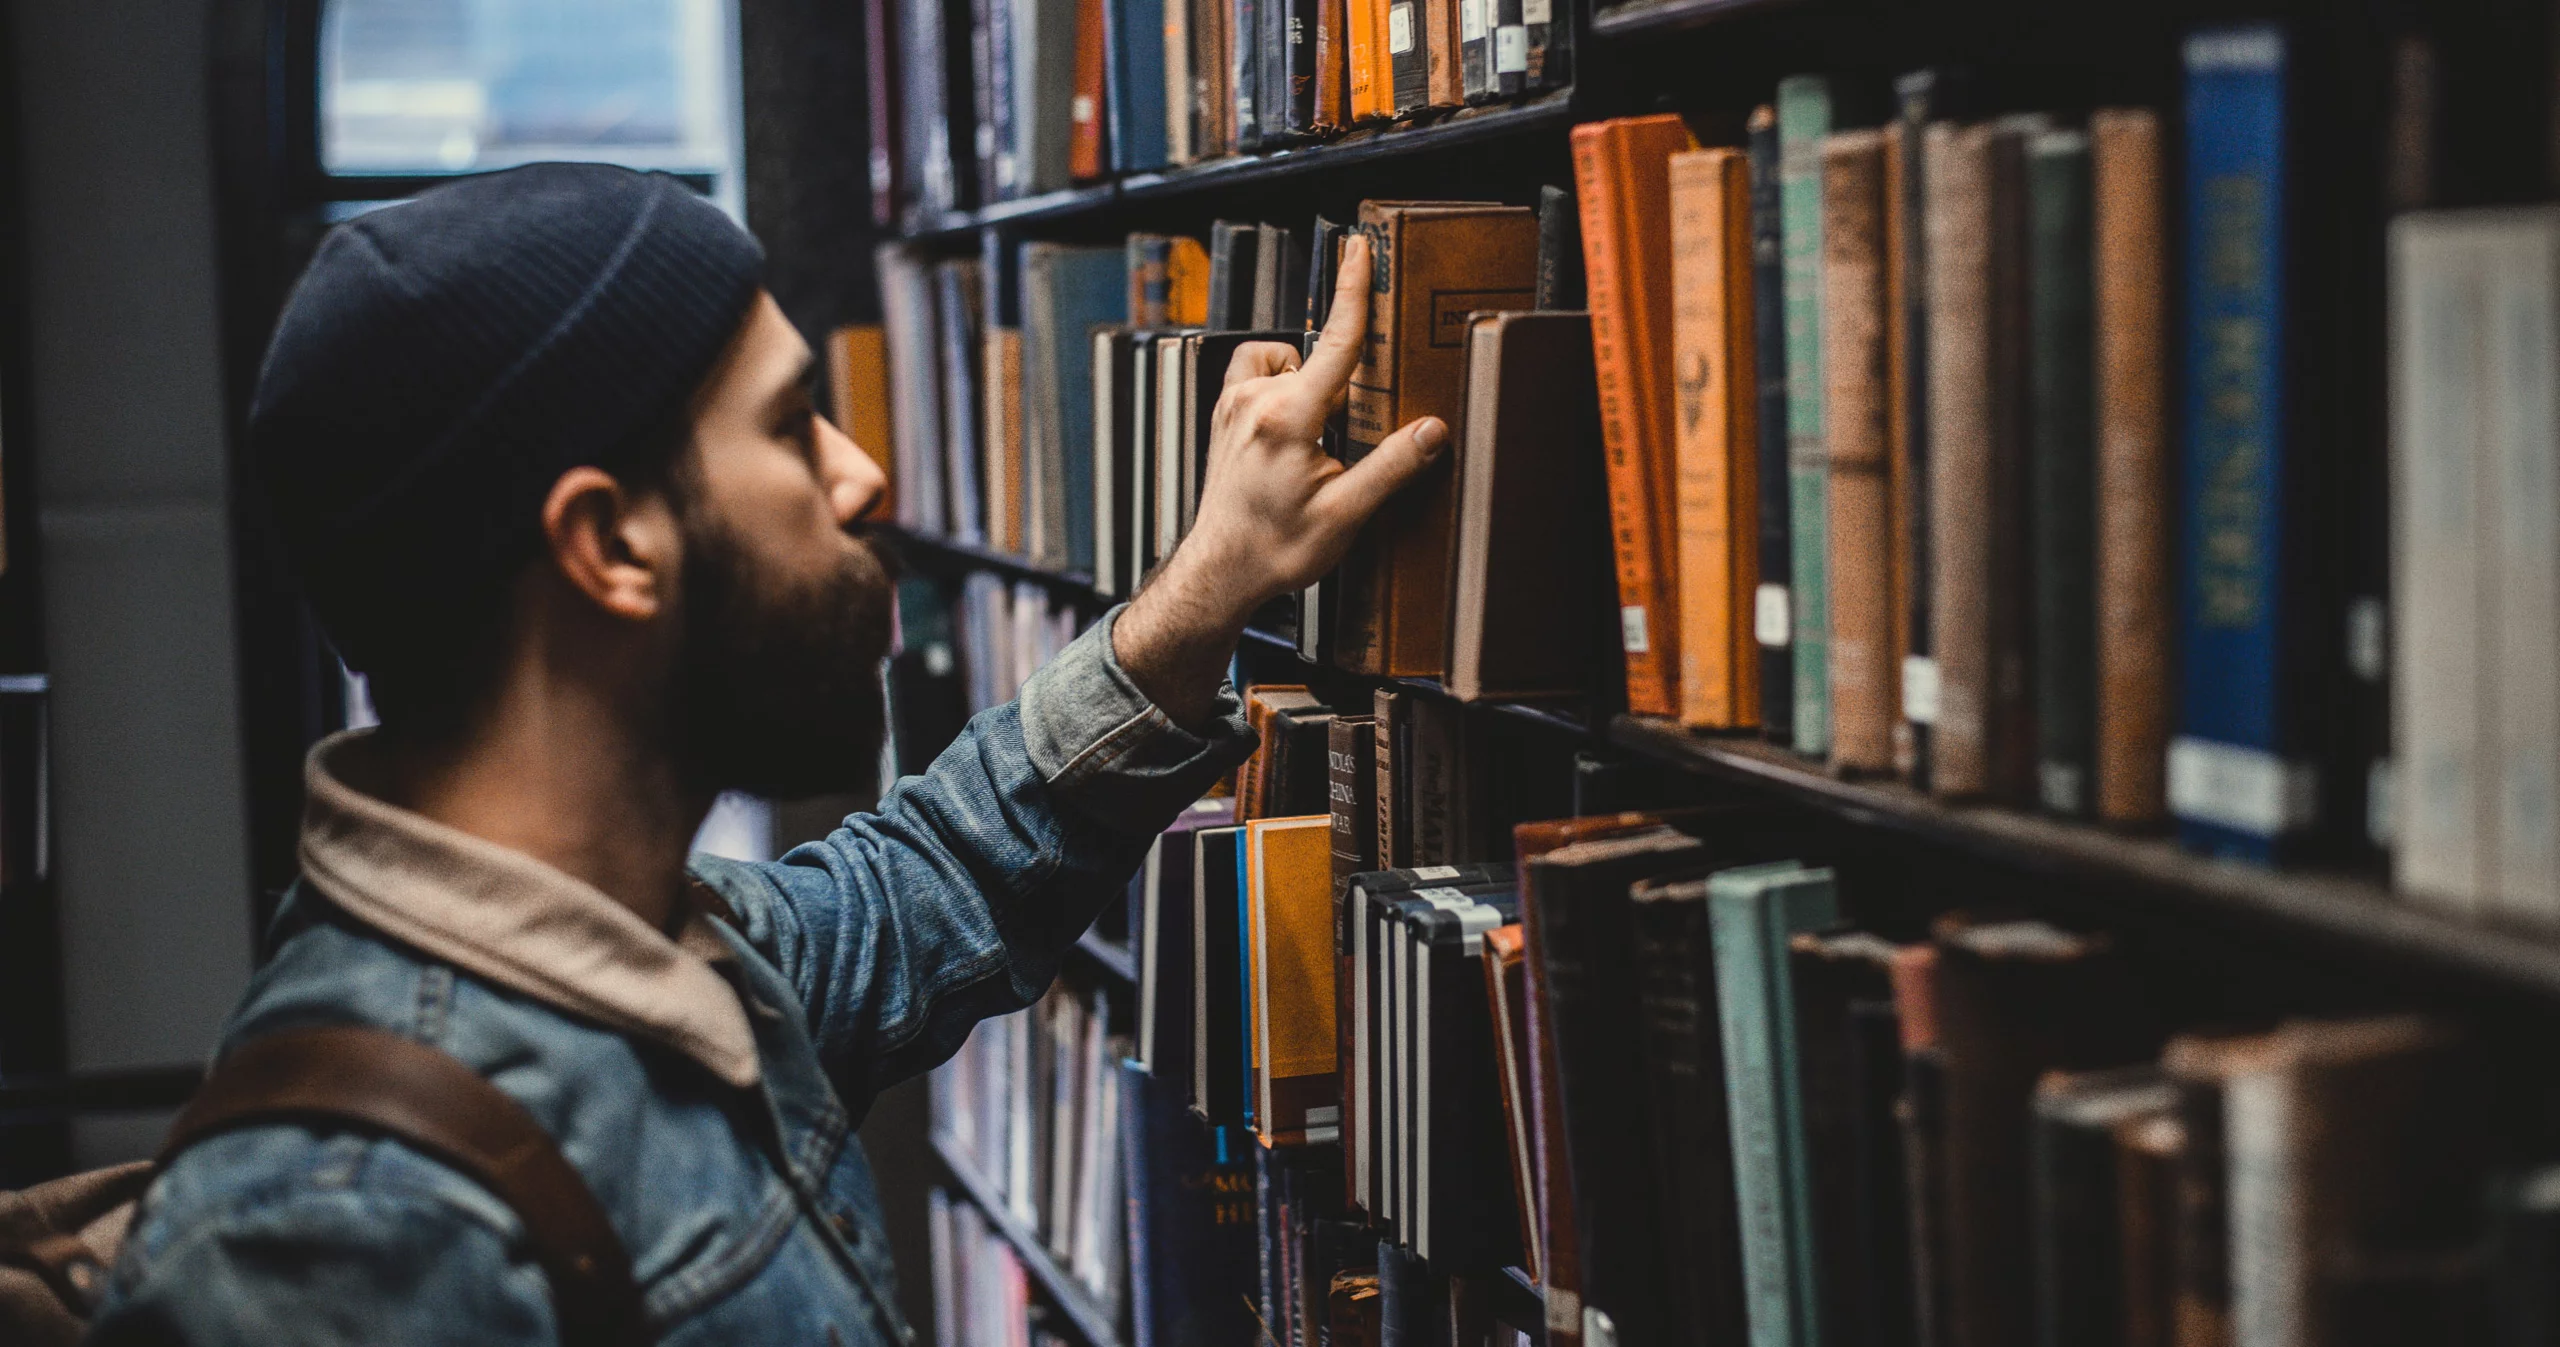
[250,162,765,675]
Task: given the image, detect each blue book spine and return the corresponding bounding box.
[1237,836,1257,1129]
[1106,0,1169,170]
[1708,862,1838,1347]
[1123,1059,1259,1347]
[2176,25,2301,864]
[1053,250,1129,573]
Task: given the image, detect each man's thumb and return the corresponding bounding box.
[1317,416,1449,527]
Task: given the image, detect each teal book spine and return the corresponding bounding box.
[1708,861,1840,1347]
[1779,76,1834,756]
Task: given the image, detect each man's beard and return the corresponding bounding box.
[668,509,894,800]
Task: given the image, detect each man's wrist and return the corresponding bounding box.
[1114,545,1262,731]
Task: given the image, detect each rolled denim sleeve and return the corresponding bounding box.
[706,606,1254,1116]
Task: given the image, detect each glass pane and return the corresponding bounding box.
[321,0,738,192]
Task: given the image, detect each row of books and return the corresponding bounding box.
[930,978,1132,1320]
[866,0,1574,227]
[1100,704,2555,1347]
[927,1187,1081,1347]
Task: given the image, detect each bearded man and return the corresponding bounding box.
[85,163,1443,1345]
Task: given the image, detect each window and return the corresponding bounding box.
[320,0,744,216]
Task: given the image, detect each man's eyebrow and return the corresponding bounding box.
[767,352,816,414]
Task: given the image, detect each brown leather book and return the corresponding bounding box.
[2092,108,2169,826]
[1327,713,1375,1211]
[2222,1019,2486,1347]
[1330,1270,1383,1347]
[984,327,1026,554]
[1447,311,1607,702]
[2116,1109,2185,1347]
[1241,685,1320,820]
[1424,0,1461,108]
[1482,923,1541,1282]
[1572,115,1700,717]
[1931,915,2160,1347]
[1069,0,1109,179]
[1339,202,1538,676]
[1891,944,1953,1347]
[1371,688,1408,868]
[1668,148,1760,730]
[1823,130,1896,774]
[1311,0,1348,132]
[2161,1029,2284,1347]
[1925,119,2037,801]
[1198,0,1231,156]
[827,325,897,508]
[1884,128,1916,777]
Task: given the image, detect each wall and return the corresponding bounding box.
[9,0,253,1162]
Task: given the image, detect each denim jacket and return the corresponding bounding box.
[87,608,1254,1346]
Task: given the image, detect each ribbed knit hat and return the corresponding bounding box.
[250,162,765,674]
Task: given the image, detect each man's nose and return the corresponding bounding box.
[823,415,890,525]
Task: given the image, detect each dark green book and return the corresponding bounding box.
[2027,129,2096,819]
[1777,76,1833,757]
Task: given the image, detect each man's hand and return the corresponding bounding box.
[1114,234,1448,727]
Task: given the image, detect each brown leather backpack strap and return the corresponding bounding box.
[160,1025,649,1347]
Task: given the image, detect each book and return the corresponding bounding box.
[1122,1059,1260,1347]
[1402,693,1475,866]
[2027,128,2097,818]
[827,325,898,510]
[1372,688,1410,869]
[1424,0,1461,109]
[1409,887,1522,1267]
[1327,713,1377,1208]
[1624,873,1749,1347]
[1669,147,1761,730]
[1014,0,1080,195]
[2092,108,2172,826]
[1573,115,1699,717]
[1925,117,2037,801]
[1129,234,1211,326]
[937,258,990,544]
[1488,0,1524,99]
[2161,1028,2285,1347]
[1345,864,1512,1220]
[1163,0,1193,163]
[866,0,905,225]
[1482,922,1542,1280]
[1707,861,1838,1347]
[2174,25,2330,864]
[1520,0,1564,92]
[1823,129,1896,774]
[1528,826,1711,1347]
[1537,183,1586,312]
[1778,76,1835,757]
[1311,0,1349,133]
[977,0,1016,202]
[1750,105,1796,747]
[1458,0,1489,102]
[1069,0,1108,179]
[1249,224,1304,330]
[900,0,970,220]
[1888,71,1957,787]
[1783,929,1914,1347]
[1207,220,1261,330]
[1447,311,1608,703]
[1103,0,1168,172]
[1245,815,1338,1145]
[1386,0,1425,115]
[1241,685,1320,821]
[2389,206,2560,923]
[982,236,1027,554]
[2029,1065,2176,1347]
[1192,823,1248,1125]
[1267,705,1340,819]
[1339,202,1537,677]
[1347,0,1384,122]
[2115,1108,2184,1347]
[1022,243,1129,573]
[1138,798,1240,1083]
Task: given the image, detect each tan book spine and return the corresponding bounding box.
[1823,131,1895,773]
[984,328,1025,554]
[1926,122,1995,796]
[2092,109,2169,825]
[1884,129,1916,777]
[1670,148,1758,728]
[1425,0,1461,107]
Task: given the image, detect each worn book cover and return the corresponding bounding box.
[1338,201,1537,677]
[1824,129,1896,774]
[1669,148,1761,730]
[2028,128,2097,818]
[1248,816,1340,1147]
[2092,108,2170,826]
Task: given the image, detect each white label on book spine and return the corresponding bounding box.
[2345,595,2386,681]
[1494,26,1527,72]
[1461,0,1487,41]
[1388,2,1414,53]
[1411,865,1460,879]
[1620,605,1650,654]
[1755,584,1791,647]
[2167,737,2318,837]
[1522,0,1550,22]
[1545,1289,1581,1334]
[1901,655,1940,724]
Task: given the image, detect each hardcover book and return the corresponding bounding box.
[1669,147,1762,730]
[1822,129,1896,774]
[2092,108,2171,825]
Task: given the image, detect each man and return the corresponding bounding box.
[88,164,1444,1343]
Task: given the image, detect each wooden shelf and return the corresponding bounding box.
[882,527,1107,599]
[1586,0,1797,38]
[1607,714,2560,1002]
[900,90,1580,243]
[932,1130,1127,1347]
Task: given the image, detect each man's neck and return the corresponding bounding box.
[380,678,703,933]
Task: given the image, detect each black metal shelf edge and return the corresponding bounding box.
[899,90,1579,243]
[882,527,1109,598]
[1607,714,2560,1001]
[930,1130,1127,1347]
[1072,931,1138,983]
[1587,0,1798,37]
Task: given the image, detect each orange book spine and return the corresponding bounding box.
[1069,0,1110,180]
[2092,108,2169,824]
[1425,0,1461,108]
[1348,0,1382,121]
[1671,148,1760,729]
[1572,115,1695,718]
[1167,237,1211,325]
[1313,0,1348,131]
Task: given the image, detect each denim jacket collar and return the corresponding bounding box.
[297,730,762,1088]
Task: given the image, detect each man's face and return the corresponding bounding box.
[662,292,895,799]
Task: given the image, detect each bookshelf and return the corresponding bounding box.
[1585,0,1792,39]
[930,1129,1129,1347]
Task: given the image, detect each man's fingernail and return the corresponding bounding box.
[1413,418,1447,454]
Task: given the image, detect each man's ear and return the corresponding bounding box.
[540,465,682,622]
